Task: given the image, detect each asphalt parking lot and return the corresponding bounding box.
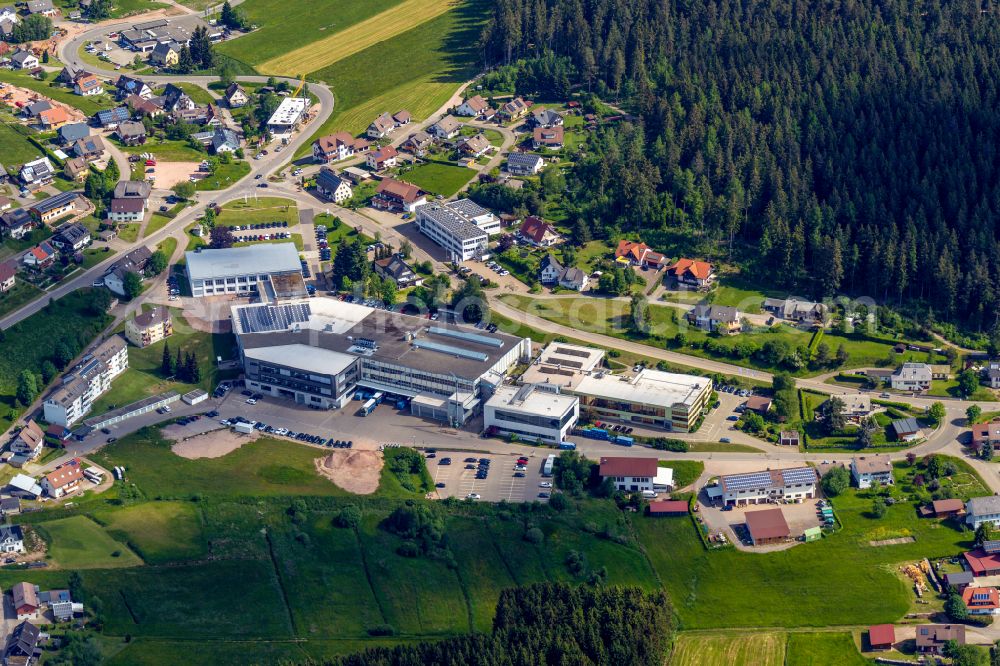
[429,450,552,503]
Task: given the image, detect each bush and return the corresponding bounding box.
[367,624,396,636]
[524,527,544,544]
[649,438,689,452]
[821,466,850,496]
[333,505,362,529]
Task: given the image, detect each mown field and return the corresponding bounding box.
[0,121,44,165]
[671,632,786,666]
[398,161,474,197]
[785,633,871,666]
[219,197,299,226]
[295,0,488,153]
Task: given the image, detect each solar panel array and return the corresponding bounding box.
[238,303,312,333]
[722,471,774,492]
[553,346,590,358]
[550,358,584,369]
[429,326,503,348]
[780,467,817,485]
[983,540,1000,554]
[355,337,377,349]
[412,339,488,362]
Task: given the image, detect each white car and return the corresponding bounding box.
[246,398,257,405]
[466,493,481,500]
[220,419,230,426]
[539,482,552,488]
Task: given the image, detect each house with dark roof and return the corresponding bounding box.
[148,41,179,67]
[108,196,146,222]
[367,112,396,139]
[373,254,422,288]
[498,97,529,121]
[224,83,248,108]
[314,168,352,203]
[71,134,105,161]
[63,157,88,181]
[103,245,152,296]
[945,570,975,591]
[50,222,91,252]
[10,49,39,70]
[3,619,40,665]
[687,304,742,334]
[95,106,130,129]
[57,122,90,146]
[529,107,563,128]
[29,191,85,224]
[916,624,965,655]
[538,254,588,291]
[506,151,544,176]
[891,417,922,441]
[114,75,152,100]
[598,457,659,492]
[19,157,54,189]
[1,209,35,240]
[211,128,240,154]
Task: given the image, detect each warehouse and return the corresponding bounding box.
[184,243,302,297]
[231,298,531,421]
[569,368,712,432]
[484,384,579,443]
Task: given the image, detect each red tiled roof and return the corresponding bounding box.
[598,457,658,478]
[868,624,895,646]
[44,461,83,489]
[932,498,964,514]
[533,125,564,145]
[0,261,15,282]
[667,257,714,280]
[29,245,51,261]
[519,216,555,243]
[745,507,790,541]
[376,178,421,203]
[615,239,650,262]
[963,586,1000,610]
[964,549,1000,575]
[648,500,688,514]
[972,424,1000,443]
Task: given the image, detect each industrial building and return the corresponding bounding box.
[571,368,712,432]
[231,298,531,423]
[484,384,579,444]
[266,97,309,139]
[43,336,128,427]
[416,203,489,262]
[184,243,303,298]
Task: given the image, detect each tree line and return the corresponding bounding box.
[479,0,1000,340]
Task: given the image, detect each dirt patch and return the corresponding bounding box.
[0,83,87,123]
[314,450,383,494]
[150,162,202,189]
[169,428,257,459]
[870,536,917,547]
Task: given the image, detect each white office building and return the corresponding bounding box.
[185,243,302,297]
[416,204,489,262]
[266,97,308,139]
[446,199,502,235]
[43,336,128,427]
[484,384,579,444]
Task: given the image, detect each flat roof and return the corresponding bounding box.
[486,384,577,417]
[236,297,526,382]
[538,341,605,372]
[572,368,709,408]
[185,243,301,282]
[244,344,356,375]
[418,205,488,242]
[266,97,308,127]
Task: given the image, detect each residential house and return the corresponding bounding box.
[44,336,129,426]
[916,625,965,655]
[833,393,872,420]
[967,496,1000,530]
[9,420,43,460]
[3,620,40,665]
[102,245,152,296]
[366,112,396,139]
[392,110,411,127]
[41,460,84,498]
[223,83,248,108]
[971,423,1000,448]
[173,103,219,126]
[0,262,15,293]
[456,95,489,117]
[498,97,529,122]
[0,5,18,25]
[211,128,240,154]
[148,41,179,68]
[36,106,69,130]
[458,133,491,158]
[30,191,85,224]
[50,222,91,252]
[687,304,742,334]
[506,151,544,176]
[18,158,53,189]
[719,466,818,506]
[21,242,54,269]
[762,297,827,324]
[529,107,563,128]
[519,216,561,247]
[26,0,55,15]
[57,122,90,146]
[160,83,195,113]
[891,417,922,442]
[1,209,35,240]
[372,178,425,213]
[115,120,147,146]
[56,64,82,85]
[63,157,88,181]
[532,126,564,150]
[22,100,50,121]
[986,363,1000,389]
[745,507,790,545]
[73,73,103,96]
[868,625,895,651]
[95,106,130,129]
[71,135,105,161]
[115,75,153,100]
[614,239,668,268]
[10,50,39,70]
[373,254,422,288]
[665,258,715,288]
[124,305,172,347]
[401,130,433,157]
[427,115,462,140]
[891,362,933,392]
[366,145,398,171]
[557,266,588,291]
[598,457,659,492]
[850,455,893,489]
[0,525,23,553]
[963,587,1000,615]
[11,583,38,621]
[108,196,145,222]
[125,94,164,118]
[539,254,564,284]
[312,132,369,163]
[314,168,352,203]
[112,179,151,202]
[744,395,773,415]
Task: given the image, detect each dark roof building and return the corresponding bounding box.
[745,507,790,545]
[916,624,965,654]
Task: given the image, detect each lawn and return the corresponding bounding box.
[0,68,116,116]
[784,633,869,666]
[156,236,177,262]
[397,161,474,197]
[215,0,404,69]
[257,0,454,75]
[220,197,298,226]
[143,213,171,238]
[633,456,982,630]
[117,223,140,243]
[35,515,143,569]
[296,0,488,153]
[671,632,785,666]
[104,0,169,18]
[120,138,206,162]
[172,83,216,105]
[0,121,45,164]
[195,161,251,190]
[0,281,42,319]
[234,233,304,251]
[82,246,116,269]
[661,460,704,490]
[89,310,234,414]
[91,501,207,564]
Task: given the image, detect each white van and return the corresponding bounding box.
[642,490,659,499]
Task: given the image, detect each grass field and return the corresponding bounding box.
[662,460,704,490]
[0,121,45,164]
[398,162,474,197]
[0,69,115,116]
[0,281,43,319]
[118,223,140,243]
[37,516,143,569]
[120,138,206,162]
[92,502,206,564]
[220,197,298,226]
[258,0,456,75]
[297,0,488,153]
[671,632,785,666]
[784,633,869,666]
[215,0,403,68]
[195,161,251,190]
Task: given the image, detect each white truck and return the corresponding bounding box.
[234,422,254,434]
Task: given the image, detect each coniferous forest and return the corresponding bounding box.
[478,0,1000,335]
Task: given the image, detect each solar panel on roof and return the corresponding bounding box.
[412,339,489,362]
[238,303,312,333]
[429,326,503,348]
[723,471,774,491]
[551,358,584,369]
[781,468,817,485]
[553,346,590,358]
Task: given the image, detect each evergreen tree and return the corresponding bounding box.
[15,370,37,406]
[175,348,183,381]
[161,342,173,376]
[177,46,194,74]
